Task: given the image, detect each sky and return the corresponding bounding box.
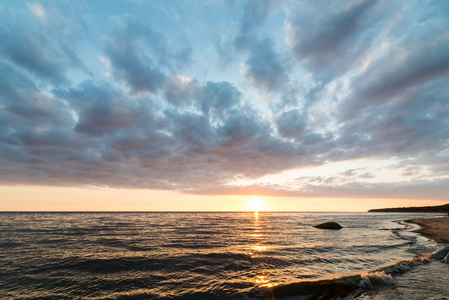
[0,0,448,211]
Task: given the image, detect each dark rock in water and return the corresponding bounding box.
[269,274,360,299]
[314,222,343,230]
[443,254,449,264]
[433,246,449,261]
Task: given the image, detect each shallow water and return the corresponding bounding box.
[360,261,449,300]
[0,212,444,299]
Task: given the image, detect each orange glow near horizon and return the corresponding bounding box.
[0,185,447,212]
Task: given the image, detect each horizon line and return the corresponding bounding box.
[0,210,371,213]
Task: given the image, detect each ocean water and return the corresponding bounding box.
[0,212,446,299]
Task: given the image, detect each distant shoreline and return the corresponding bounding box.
[369,203,449,213]
[407,217,449,245]
[370,203,449,245]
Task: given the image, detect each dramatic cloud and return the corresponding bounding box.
[232,0,274,50]
[0,1,88,85]
[1,0,448,200]
[275,109,307,140]
[216,0,289,90]
[285,0,381,82]
[243,38,288,90]
[103,15,191,93]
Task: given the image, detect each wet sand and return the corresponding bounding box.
[407,216,449,244]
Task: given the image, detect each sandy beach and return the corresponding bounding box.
[408,216,449,244]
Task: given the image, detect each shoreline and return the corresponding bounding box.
[407,216,449,244]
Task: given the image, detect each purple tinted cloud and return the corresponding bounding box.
[0,0,448,200]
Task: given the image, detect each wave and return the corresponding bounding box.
[38,252,266,275]
[0,241,22,248]
[267,246,449,299]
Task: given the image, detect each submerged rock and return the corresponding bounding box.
[443,254,449,264]
[269,274,360,299]
[314,222,343,230]
[433,246,449,261]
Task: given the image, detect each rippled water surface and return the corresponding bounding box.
[0,212,443,299]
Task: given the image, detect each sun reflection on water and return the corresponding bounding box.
[251,245,267,252]
[255,273,274,287]
[249,211,273,288]
[250,212,267,254]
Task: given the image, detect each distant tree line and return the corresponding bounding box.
[369,203,449,213]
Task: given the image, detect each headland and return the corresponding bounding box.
[368,203,449,213]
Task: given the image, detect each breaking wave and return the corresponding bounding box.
[268,246,449,299]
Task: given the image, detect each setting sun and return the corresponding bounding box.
[246,197,267,212]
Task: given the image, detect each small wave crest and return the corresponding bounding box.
[359,271,394,289]
[268,246,449,299]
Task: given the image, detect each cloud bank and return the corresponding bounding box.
[1,0,448,200]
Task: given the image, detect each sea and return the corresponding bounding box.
[0,212,448,299]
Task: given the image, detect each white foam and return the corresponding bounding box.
[359,271,394,289]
